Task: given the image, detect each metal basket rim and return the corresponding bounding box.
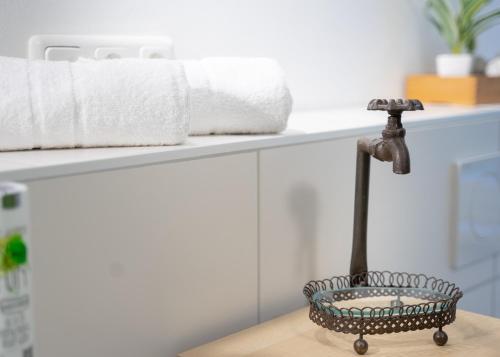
[303,271,463,319]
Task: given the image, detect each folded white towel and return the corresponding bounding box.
[29,60,79,148]
[71,58,189,147]
[0,57,34,151]
[184,57,292,135]
[0,56,189,151]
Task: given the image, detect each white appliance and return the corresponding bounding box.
[0,183,33,357]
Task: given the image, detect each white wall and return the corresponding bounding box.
[2,0,498,110]
[1,0,499,106]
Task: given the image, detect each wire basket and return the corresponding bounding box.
[303,271,463,354]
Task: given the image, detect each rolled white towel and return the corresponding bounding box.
[0,56,190,151]
[184,57,292,135]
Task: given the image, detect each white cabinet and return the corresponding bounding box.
[259,138,358,321]
[454,153,500,267]
[259,119,500,321]
[11,111,500,356]
[461,284,494,317]
[496,258,500,317]
[28,153,258,357]
[368,120,499,278]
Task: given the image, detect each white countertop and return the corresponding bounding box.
[1,104,500,182]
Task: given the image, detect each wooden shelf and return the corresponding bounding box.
[406,75,500,105]
[180,307,500,357]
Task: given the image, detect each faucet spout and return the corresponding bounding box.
[385,135,410,175]
[356,129,410,175]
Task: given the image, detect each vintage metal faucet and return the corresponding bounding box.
[304,99,463,355]
[349,99,423,285]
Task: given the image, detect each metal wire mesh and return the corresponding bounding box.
[303,271,463,335]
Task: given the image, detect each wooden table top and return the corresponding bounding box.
[180,308,500,357]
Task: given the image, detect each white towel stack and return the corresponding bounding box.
[0,56,292,151]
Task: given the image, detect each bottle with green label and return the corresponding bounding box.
[0,183,33,357]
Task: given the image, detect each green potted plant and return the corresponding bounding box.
[426,0,500,76]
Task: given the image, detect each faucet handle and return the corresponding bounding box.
[368,99,424,130]
[367,99,424,113]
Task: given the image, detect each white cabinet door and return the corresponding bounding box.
[28,153,258,357]
[259,138,358,321]
[461,284,494,317]
[496,259,500,318]
[259,120,500,321]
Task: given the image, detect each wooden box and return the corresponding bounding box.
[406,75,500,105]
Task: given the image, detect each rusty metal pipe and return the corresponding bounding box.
[349,143,370,284]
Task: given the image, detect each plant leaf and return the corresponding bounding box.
[458,0,490,43]
[472,8,500,31]
[426,0,460,50]
[461,0,491,21]
[462,8,500,51]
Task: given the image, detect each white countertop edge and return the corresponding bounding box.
[1,105,500,182]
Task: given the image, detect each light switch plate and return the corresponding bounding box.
[452,152,500,268]
[29,35,175,61]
